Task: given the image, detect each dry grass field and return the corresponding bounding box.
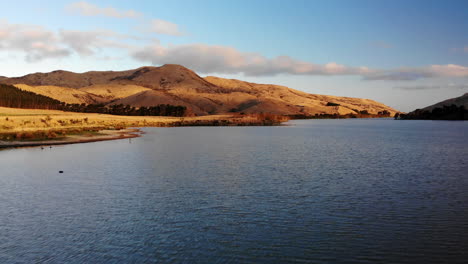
[0,107,288,144]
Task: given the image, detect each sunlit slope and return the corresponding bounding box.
[2,64,399,116]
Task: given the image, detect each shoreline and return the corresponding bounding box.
[1,116,398,150]
[0,128,142,150]
[0,107,290,150]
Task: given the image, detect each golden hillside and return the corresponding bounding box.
[79,84,151,101]
[14,84,104,104]
[2,64,399,116]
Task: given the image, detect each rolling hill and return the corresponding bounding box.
[418,93,468,112]
[401,93,468,120]
[14,84,105,104]
[1,64,399,116]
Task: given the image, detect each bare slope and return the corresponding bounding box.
[1,64,399,116]
[2,64,218,90]
[204,76,398,115]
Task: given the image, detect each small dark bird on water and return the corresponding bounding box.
[59,171,63,173]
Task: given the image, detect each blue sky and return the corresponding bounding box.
[1,0,467,111]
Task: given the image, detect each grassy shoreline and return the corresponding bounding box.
[0,107,289,148]
[0,129,141,149]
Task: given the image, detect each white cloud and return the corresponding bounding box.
[0,20,70,62]
[364,64,468,81]
[394,83,468,90]
[60,29,134,56]
[148,19,183,36]
[60,30,102,56]
[429,64,468,77]
[132,43,468,79]
[0,20,137,62]
[132,43,371,76]
[66,1,142,18]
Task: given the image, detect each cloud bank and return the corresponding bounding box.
[2,16,468,82]
[131,43,468,80]
[0,20,133,61]
[0,20,69,62]
[132,43,371,76]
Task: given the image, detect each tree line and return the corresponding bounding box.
[0,83,187,117]
[0,83,63,109]
[289,110,391,119]
[396,104,467,120]
[61,103,186,117]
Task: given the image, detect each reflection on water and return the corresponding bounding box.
[1,119,467,263]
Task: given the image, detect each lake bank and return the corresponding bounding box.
[0,128,141,149]
[0,107,289,148]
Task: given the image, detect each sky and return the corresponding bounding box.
[1,0,467,111]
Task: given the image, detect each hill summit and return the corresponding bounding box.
[1,64,398,116]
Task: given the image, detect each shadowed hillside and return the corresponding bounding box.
[398,93,468,120]
[0,84,63,109]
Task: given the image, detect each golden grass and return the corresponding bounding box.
[14,84,99,104]
[79,84,151,100]
[0,107,288,138]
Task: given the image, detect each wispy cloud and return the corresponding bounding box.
[66,1,142,18]
[364,64,468,81]
[66,2,184,37]
[450,46,468,54]
[147,19,184,36]
[60,29,135,56]
[97,56,123,61]
[394,83,468,91]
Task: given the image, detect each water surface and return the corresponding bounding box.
[1,119,467,263]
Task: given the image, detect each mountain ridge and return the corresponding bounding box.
[1,64,399,116]
[398,93,468,120]
[419,93,468,112]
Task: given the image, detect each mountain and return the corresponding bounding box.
[0,64,399,116]
[204,76,396,115]
[2,65,218,90]
[400,93,468,120]
[419,93,468,112]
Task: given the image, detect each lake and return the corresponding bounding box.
[1,119,467,263]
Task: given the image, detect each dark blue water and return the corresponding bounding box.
[1,119,467,263]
